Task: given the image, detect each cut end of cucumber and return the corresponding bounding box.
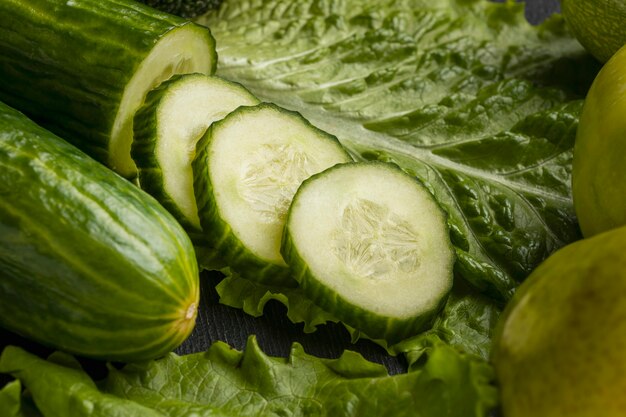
[197,103,352,282]
[111,23,216,178]
[155,75,259,229]
[283,162,455,340]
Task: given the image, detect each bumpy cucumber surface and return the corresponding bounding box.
[193,103,353,285]
[0,101,199,362]
[282,162,455,343]
[0,0,216,178]
[133,74,259,231]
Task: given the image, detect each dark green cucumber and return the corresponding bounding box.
[138,0,221,18]
[281,162,455,343]
[0,0,216,178]
[0,100,199,362]
[133,74,259,232]
[193,103,353,285]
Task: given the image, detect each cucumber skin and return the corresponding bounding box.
[132,75,219,266]
[133,74,261,269]
[281,162,453,344]
[0,101,199,362]
[133,74,201,233]
[0,0,216,177]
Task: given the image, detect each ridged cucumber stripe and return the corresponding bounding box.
[0,307,185,352]
[27,142,197,297]
[100,321,193,355]
[0,198,164,310]
[2,182,190,306]
[0,118,186,257]
[0,157,23,177]
[0,80,118,136]
[0,23,136,84]
[0,46,142,105]
[0,271,192,325]
[5,322,190,358]
[78,0,182,25]
[0,6,163,59]
[0,42,124,103]
[10,0,182,34]
[1,311,186,345]
[0,29,137,93]
[136,204,198,301]
[0,272,192,332]
[0,88,113,146]
[48,317,193,357]
[0,77,116,157]
[0,268,152,329]
[59,321,190,356]
[0,160,191,307]
[0,121,108,170]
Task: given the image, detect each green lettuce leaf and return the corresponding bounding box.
[0,340,496,417]
[217,270,500,359]
[216,269,339,332]
[0,380,41,417]
[0,347,166,417]
[106,335,497,417]
[197,0,598,302]
[0,380,22,417]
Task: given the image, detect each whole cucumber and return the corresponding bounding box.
[0,101,199,362]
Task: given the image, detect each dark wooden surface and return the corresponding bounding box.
[511,0,561,25]
[0,0,562,384]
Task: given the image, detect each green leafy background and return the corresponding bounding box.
[197,0,598,357]
[0,337,496,417]
[0,0,602,416]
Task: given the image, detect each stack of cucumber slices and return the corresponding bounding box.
[0,0,455,346]
[133,73,455,343]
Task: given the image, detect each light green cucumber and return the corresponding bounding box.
[281,162,455,343]
[133,74,259,232]
[193,103,353,285]
[0,0,216,178]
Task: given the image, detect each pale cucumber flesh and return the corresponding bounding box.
[283,162,455,339]
[202,103,352,278]
[111,24,215,177]
[155,75,259,228]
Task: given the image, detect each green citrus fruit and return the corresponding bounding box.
[493,225,626,416]
[573,42,626,237]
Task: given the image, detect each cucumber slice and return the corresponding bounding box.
[282,162,455,342]
[110,25,216,177]
[193,103,353,285]
[0,0,216,178]
[133,74,259,230]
